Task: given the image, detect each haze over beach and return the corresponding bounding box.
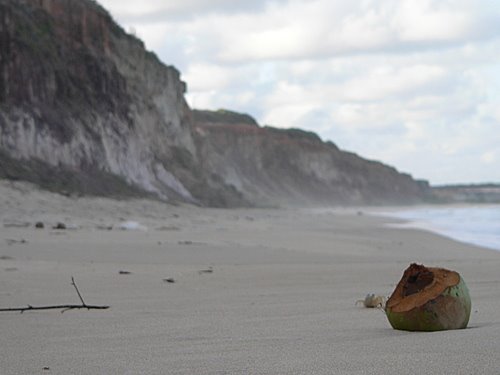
[100,0,500,186]
[1,1,500,374]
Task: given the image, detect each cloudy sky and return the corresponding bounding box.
[99,0,500,185]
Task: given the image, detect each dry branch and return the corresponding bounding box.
[0,277,109,313]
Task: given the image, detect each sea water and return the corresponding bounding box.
[383,205,500,251]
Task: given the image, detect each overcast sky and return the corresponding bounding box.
[99,0,500,185]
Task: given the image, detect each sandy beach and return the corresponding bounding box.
[1,181,500,374]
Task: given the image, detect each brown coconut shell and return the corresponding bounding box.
[386,263,460,313]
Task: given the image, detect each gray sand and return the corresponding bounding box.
[1,181,499,374]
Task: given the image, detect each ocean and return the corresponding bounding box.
[382,205,500,251]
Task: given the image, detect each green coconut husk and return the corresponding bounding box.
[385,263,471,332]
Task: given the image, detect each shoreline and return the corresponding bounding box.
[367,204,500,252]
[2,182,500,374]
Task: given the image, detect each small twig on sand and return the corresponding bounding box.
[71,276,86,306]
[0,277,109,313]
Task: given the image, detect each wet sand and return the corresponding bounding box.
[1,181,500,374]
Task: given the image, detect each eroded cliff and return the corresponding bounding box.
[0,0,222,202]
[193,110,429,206]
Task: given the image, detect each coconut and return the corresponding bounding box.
[385,263,471,331]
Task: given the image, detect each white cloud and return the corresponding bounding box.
[392,0,473,42]
[340,64,448,101]
[99,0,283,21]
[98,0,500,184]
[481,151,497,164]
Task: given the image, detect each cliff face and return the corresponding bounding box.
[0,0,429,207]
[194,110,429,206]
[0,0,207,201]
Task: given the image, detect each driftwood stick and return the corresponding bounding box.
[0,277,109,313]
[71,276,86,306]
[0,304,109,313]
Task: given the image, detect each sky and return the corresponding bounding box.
[99,0,500,185]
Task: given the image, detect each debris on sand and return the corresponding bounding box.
[5,238,27,246]
[117,221,147,231]
[95,224,113,231]
[356,294,385,308]
[53,222,66,230]
[3,221,30,228]
[198,267,213,275]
